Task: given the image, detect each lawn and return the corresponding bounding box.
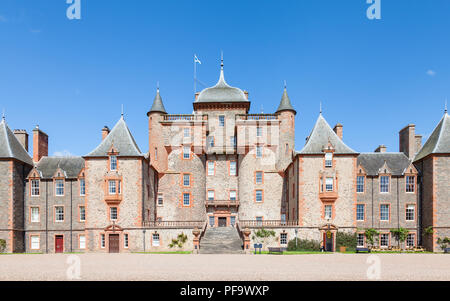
[133,251,192,254]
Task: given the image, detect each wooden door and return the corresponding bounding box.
[55,235,64,253]
[109,234,120,253]
[218,217,227,227]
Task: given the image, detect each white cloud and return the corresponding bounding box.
[426,70,436,76]
[53,150,75,157]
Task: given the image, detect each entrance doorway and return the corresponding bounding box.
[55,235,64,253]
[109,234,120,253]
[324,232,334,252]
[218,217,227,227]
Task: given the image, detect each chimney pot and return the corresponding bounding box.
[32,127,48,162]
[375,145,387,153]
[13,129,29,152]
[102,126,110,141]
[333,123,343,140]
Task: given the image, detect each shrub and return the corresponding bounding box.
[390,228,409,246]
[437,237,450,250]
[364,228,379,247]
[169,233,188,248]
[336,232,357,251]
[0,239,6,253]
[252,228,276,245]
[287,238,321,251]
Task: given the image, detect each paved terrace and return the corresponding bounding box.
[0,253,449,281]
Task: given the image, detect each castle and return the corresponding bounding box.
[0,59,449,253]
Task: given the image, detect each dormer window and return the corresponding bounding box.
[31,180,40,196]
[55,179,64,196]
[110,155,117,171]
[325,153,333,168]
[380,176,390,193]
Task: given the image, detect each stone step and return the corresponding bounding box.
[199,227,244,254]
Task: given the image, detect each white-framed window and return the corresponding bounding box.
[79,235,86,249]
[31,180,40,196]
[357,176,365,193]
[208,136,215,147]
[157,193,163,206]
[207,161,215,176]
[124,234,129,248]
[229,190,237,201]
[55,179,64,196]
[255,190,263,203]
[110,207,118,221]
[30,236,40,250]
[256,146,262,158]
[183,146,190,159]
[219,115,225,127]
[406,204,415,221]
[207,190,214,201]
[380,204,390,221]
[325,177,333,192]
[209,216,215,227]
[255,171,263,184]
[406,176,415,193]
[280,233,288,245]
[184,127,190,138]
[380,176,390,193]
[356,204,365,221]
[79,206,85,222]
[152,233,160,246]
[31,207,40,223]
[79,178,85,196]
[100,234,105,248]
[229,161,237,176]
[110,155,117,171]
[256,216,263,225]
[55,206,64,222]
[357,234,365,247]
[324,205,332,220]
[380,233,389,247]
[256,127,262,137]
[325,153,333,167]
[406,233,415,247]
[183,193,190,206]
[108,180,117,195]
[183,174,190,186]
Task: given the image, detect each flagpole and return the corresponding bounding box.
[194,54,197,95]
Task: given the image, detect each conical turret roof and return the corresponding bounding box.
[147,88,167,115]
[276,87,296,114]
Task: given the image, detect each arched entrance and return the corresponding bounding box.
[319,224,338,252]
[104,224,123,253]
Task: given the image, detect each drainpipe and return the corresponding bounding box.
[418,161,423,246]
[70,180,73,253]
[46,181,48,253]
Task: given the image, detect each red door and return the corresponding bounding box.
[55,235,64,253]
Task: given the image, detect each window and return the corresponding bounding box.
[183,193,190,206]
[231,136,237,147]
[207,161,215,176]
[256,146,262,158]
[55,179,64,196]
[230,216,236,226]
[55,206,64,222]
[207,190,214,201]
[256,216,263,225]
[380,233,389,247]
[79,206,85,222]
[152,233,160,246]
[255,171,263,184]
[31,180,40,196]
[183,146,190,159]
[101,234,105,248]
[406,176,415,193]
[209,216,215,227]
[79,235,86,249]
[184,127,190,138]
[285,143,289,155]
[256,127,262,137]
[124,234,129,248]
[380,176,389,193]
[229,190,237,201]
[324,205,332,220]
[31,236,40,250]
[325,153,333,167]
[79,178,85,196]
[255,190,263,203]
[118,180,121,194]
[110,155,117,171]
[229,161,237,176]
[110,207,118,221]
[356,204,365,221]
[208,136,215,147]
[219,115,225,127]
[183,174,190,186]
[157,194,163,206]
[406,233,415,247]
[280,233,288,245]
[109,180,117,195]
[406,204,415,221]
[357,176,365,193]
[357,234,365,247]
[325,177,333,192]
[380,204,390,221]
[31,207,40,223]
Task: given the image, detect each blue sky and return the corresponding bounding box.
[0,0,449,156]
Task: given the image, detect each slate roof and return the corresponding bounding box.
[147,88,167,115]
[196,62,248,103]
[35,157,85,179]
[276,87,296,114]
[0,118,33,165]
[86,116,143,157]
[298,114,357,155]
[357,153,411,176]
[414,113,450,161]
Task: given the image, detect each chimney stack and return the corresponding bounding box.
[14,129,29,152]
[415,135,422,154]
[399,124,416,160]
[375,145,387,153]
[102,126,110,141]
[33,125,48,162]
[333,123,343,140]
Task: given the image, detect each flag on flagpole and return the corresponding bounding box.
[194,54,202,64]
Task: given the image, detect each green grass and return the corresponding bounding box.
[259,251,330,255]
[133,251,192,254]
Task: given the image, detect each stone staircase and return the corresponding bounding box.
[199,227,244,254]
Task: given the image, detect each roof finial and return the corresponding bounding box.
[1,108,5,121]
[284,80,287,89]
[220,50,224,68]
[121,104,124,118]
[445,98,448,114]
[320,101,323,114]
[157,81,160,92]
